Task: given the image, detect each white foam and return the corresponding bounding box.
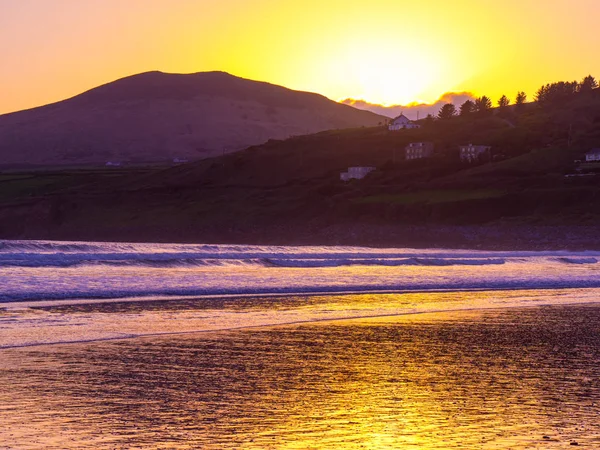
[2,239,600,302]
[2,288,599,349]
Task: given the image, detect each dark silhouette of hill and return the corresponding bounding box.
[1,78,600,248]
[0,71,385,167]
[149,85,600,188]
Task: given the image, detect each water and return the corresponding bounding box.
[2,240,600,302]
[3,240,600,448]
[2,306,600,449]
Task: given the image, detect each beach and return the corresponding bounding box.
[3,240,600,448]
[2,301,600,449]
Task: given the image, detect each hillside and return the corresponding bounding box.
[1,84,600,248]
[149,87,600,191]
[0,71,385,168]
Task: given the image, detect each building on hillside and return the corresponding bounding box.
[405,142,434,160]
[459,144,491,162]
[388,114,420,131]
[105,161,122,167]
[585,148,600,162]
[340,166,376,181]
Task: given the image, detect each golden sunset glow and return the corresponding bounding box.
[1,0,600,114]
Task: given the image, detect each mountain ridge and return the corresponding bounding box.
[0,71,385,167]
[1,84,600,247]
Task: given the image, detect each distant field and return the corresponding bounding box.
[355,189,506,205]
[0,166,166,202]
[577,162,600,170]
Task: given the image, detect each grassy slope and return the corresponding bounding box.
[1,89,600,247]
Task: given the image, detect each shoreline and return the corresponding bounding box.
[3,288,600,351]
[5,301,600,351]
[5,300,600,351]
[5,300,600,449]
[2,285,599,309]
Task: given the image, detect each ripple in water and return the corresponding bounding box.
[2,305,600,449]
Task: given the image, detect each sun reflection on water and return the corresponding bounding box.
[2,305,600,448]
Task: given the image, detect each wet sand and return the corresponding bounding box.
[3,288,600,350]
[2,304,600,449]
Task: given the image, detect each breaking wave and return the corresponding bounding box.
[555,257,598,265]
[2,239,598,269]
[264,258,507,268]
[2,240,600,302]
[0,255,508,269]
[4,279,600,303]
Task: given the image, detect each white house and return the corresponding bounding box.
[405,142,434,160]
[340,166,375,181]
[585,148,600,162]
[459,144,491,162]
[389,114,420,131]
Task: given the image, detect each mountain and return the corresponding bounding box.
[0,71,385,167]
[2,85,600,248]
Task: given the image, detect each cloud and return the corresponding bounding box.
[342,92,476,120]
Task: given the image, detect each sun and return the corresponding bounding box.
[325,34,446,106]
[347,46,442,106]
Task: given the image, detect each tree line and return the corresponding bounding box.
[535,75,597,104]
[435,74,598,120]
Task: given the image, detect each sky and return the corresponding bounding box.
[1,0,600,115]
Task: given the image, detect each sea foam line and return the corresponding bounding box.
[3,277,600,303]
[3,288,600,350]
[3,299,600,350]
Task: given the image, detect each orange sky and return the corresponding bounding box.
[1,0,599,114]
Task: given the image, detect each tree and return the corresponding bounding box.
[475,96,492,114]
[423,114,436,127]
[580,75,598,92]
[535,81,578,104]
[438,103,457,120]
[515,91,527,106]
[535,84,552,103]
[498,95,510,108]
[459,100,475,116]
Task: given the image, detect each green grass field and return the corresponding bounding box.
[355,189,507,205]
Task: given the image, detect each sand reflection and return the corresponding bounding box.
[2,306,600,448]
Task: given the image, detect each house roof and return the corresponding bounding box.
[391,114,412,124]
[460,144,490,148]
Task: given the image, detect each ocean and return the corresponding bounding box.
[2,240,600,448]
[2,239,600,302]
